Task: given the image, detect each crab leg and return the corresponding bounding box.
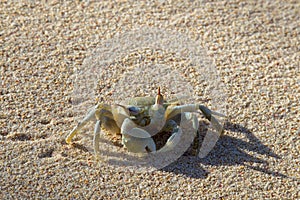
[65,105,97,144]
[166,104,226,158]
[165,104,197,119]
[93,105,124,156]
[158,127,182,153]
[158,113,198,153]
[166,104,225,132]
[199,105,225,133]
[93,120,101,155]
[66,103,114,144]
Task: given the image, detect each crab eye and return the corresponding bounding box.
[128,106,142,115]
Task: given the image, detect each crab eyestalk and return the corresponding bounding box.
[155,87,164,105]
[141,87,166,135]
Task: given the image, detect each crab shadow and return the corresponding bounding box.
[161,122,286,179]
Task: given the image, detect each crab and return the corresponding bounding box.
[66,87,225,157]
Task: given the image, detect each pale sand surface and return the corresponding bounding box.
[1,0,299,199]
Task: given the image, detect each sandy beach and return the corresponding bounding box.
[1,0,299,199]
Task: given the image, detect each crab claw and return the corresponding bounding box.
[121,118,156,153]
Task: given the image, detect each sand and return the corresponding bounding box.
[1,0,299,199]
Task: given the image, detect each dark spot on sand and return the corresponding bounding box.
[38,148,55,158]
[39,119,50,125]
[72,143,89,152]
[8,133,32,141]
[0,130,9,136]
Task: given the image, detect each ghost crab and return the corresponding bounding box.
[66,87,225,157]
